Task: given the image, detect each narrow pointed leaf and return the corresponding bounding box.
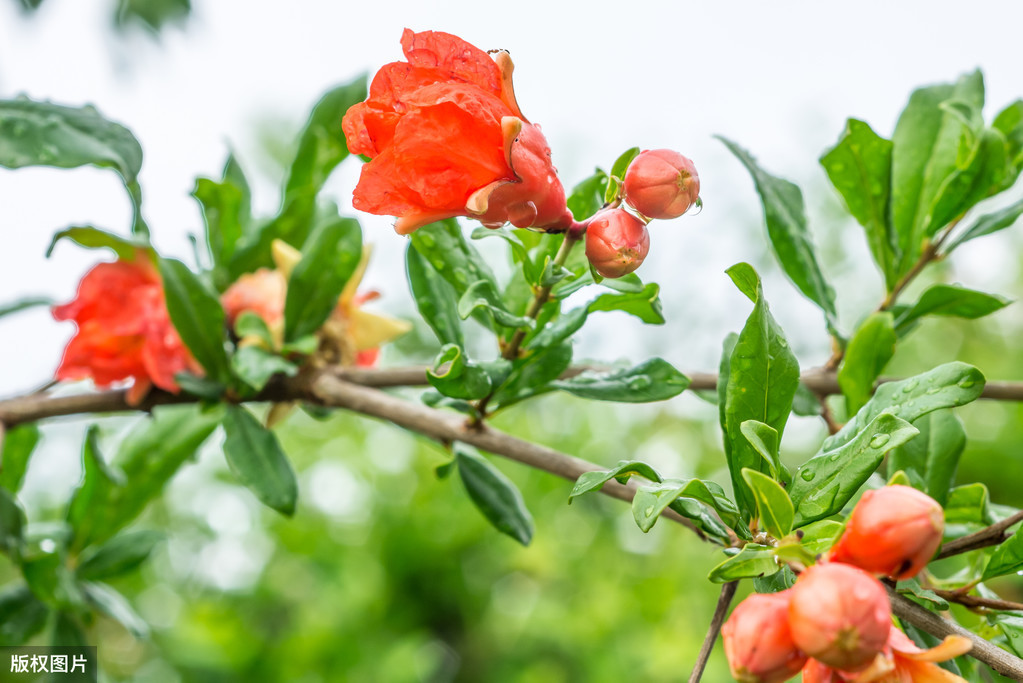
[550,358,689,402]
[222,405,298,516]
[158,257,230,383]
[838,312,896,414]
[742,468,794,538]
[455,445,534,546]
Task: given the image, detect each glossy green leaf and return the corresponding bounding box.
[1,423,39,494]
[943,483,994,525]
[722,263,800,519]
[664,496,734,545]
[587,283,665,324]
[739,420,783,482]
[790,413,919,526]
[222,405,298,516]
[820,119,896,288]
[45,225,150,260]
[927,126,1011,232]
[742,468,794,538]
[82,581,148,638]
[470,226,536,282]
[897,578,949,611]
[631,478,740,534]
[193,176,245,286]
[67,426,124,547]
[158,257,230,383]
[492,343,573,407]
[887,411,965,505]
[233,311,275,349]
[823,362,985,453]
[231,346,298,393]
[0,586,48,646]
[283,77,367,205]
[71,404,220,549]
[427,344,492,400]
[410,220,500,299]
[284,216,362,341]
[996,615,1023,659]
[606,147,640,203]
[708,544,779,583]
[946,197,1023,252]
[838,312,896,414]
[890,70,984,273]
[895,284,1010,330]
[76,530,162,581]
[754,567,797,593]
[455,445,534,546]
[719,138,838,331]
[567,168,608,221]
[457,280,535,329]
[0,97,147,233]
[569,460,662,501]
[549,358,689,402]
[525,305,588,351]
[797,519,845,556]
[983,527,1023,580]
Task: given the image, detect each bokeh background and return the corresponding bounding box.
[2,1,1023,680]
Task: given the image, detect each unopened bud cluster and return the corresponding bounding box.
[583,149,700,278]
[723,485,947,682]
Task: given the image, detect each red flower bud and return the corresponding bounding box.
[788,563,891,672]
[829,485,944,580]
[622,149,700,220]
[584,208,650,278]
[342,29,573,234]
[722,592,807,683]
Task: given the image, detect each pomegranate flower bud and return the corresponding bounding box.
[788,563,891,672]
[623,149,700,220]
[722,592,807,683]
[829,485,944,580]
[584,208,650,278]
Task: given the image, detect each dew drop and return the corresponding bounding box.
[901,380,918,393]
[644,506,655,517]
[958,378,975,389]
[869,434,890,449]
[800,470,816,482]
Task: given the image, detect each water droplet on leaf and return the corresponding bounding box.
[869,434,890,449]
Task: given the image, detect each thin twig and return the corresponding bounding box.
[687,581,738,683]
[931,589,1023,613]
[937,510,1023,560]
[887,588,1023,679]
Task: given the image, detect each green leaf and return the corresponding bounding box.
[946,197,1023,252]
[71,404,220,549]
[754,567,797,593]
[457,280,535,329]
[0,296,53,319]
[67,426,124,546]
[427,344,493,400]
[587,283,665,324]
[569,460,662,501]
[0,488,26,559]
[631,478,740,534]
[526,305,588,351]
[455,445,534,546]
[0,97,147,233]
[983,526,1023,580]
[221,405,298,516]
[606,147,641,203]
[927,126,1011,232]
[742,468,794,538]
[887,411,965,505]
[193,176,246,286]
[1,423,39,494]
[115,0,191,33]
[797,519,846,556]
[890,70,984,273]
[45,225,149,260]
[895,284,1010,330]
[820,119,897,288]
[996,615,1023,659]
[790,413,919,527]
[708,544,779,583]
[549,358,689,402]
[838,312,896,414]
[944,483,994,525]
[739,420,784,482]
[82,581,148,638]
[22,552,84,611]
[233,311,275,348]
[823,362,985,454]
[283,77,367,205]
[284,216,362,341]
[897,578,949,611]
[471,226,536,282]
[725,261,760,302]
[76,530,162,581]
[0,586,48,646]
[718,138,838,331]
[567,168,608,221]
[158,257,230,383]
[492,343,572,407]
[722,264,800,519]
[231,346,298,393]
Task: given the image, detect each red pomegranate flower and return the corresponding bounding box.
[802,628,971,682]
[53,254,198,404]
[342,29,573,234]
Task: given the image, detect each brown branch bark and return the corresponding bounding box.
[936,510,1023,560]
[887,588,1023,679]
[687,581,738,683]
[931,589,1023,613]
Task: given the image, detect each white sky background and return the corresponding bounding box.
[2,0,1023,397]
